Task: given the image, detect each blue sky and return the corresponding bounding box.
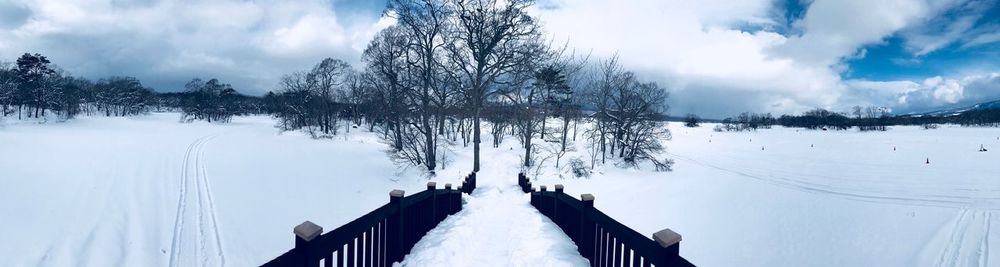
[1,0,999,118]
[846,1,1000,81]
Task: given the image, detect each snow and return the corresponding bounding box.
[0,113,432,266]
[2,114,1000,267]
[528,123,1000,267]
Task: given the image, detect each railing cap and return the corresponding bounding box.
[540,185,547,191]
[653,228,682,248]
[445,183,452,189]
[581,194,595,202]
[427,181,437,188]
[294,221,323,242]
[555,184,564,190]
[390,189,405,198]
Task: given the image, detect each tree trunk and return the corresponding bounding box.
[561,116,570,152]
[473,109,481,172]
[437,113,445,135]
[540,114,546,139]
[523,124,532,167]
[600,124,606,164]
[423,114,436,171]
[393,118,403,151]
[573,118,578,141]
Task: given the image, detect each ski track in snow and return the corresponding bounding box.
[666,152,1000,210]
[168,135,226,267]
[669,149,999,267]
[934,209,993,267]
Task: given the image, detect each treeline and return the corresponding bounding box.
[718,105,1000,132]
[262,0,674,173]
[881,109,1000,127]
[0,53,261,122]
[720,107,890,131]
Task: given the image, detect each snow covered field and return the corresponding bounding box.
[530,123,1000,267]
[0,114,433,266]
[2,114,999,266]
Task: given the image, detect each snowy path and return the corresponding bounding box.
[400,149,589,266]
[168,135,227,267]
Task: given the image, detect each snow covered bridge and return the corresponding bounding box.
[262,172,693,267]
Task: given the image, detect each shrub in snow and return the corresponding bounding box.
[713,125,724,132]
[684,114,700,127]
[569,158,590,178]
[653,157,674,172]
[922,124,939,130]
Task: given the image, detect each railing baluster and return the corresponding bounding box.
[597,227,608,266]
[604,231,612,267]
[613,237,622,267]
[364,227,373,267]
[625,245,639,267]
[372,222,379,267]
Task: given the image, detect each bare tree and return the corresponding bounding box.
[0,61,17,117]
[444,0,540,172]
[584,55,672,170]
[307,58,352,135]
[363,25,410,151]
[496,40,547,167]
[389,0,452,171]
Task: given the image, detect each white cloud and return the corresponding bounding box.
[1,0,994,117]
[848,72,1000,113]
[926,76,964,103]
[0,0,386,93]
[534,0,992,118]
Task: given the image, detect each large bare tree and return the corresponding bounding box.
[389,0,452,171]
[363,25,410,151]
[444,0,539,172]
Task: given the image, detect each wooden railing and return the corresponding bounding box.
[517,172,533,193]
[459,172,476,194]
[262,172,476,267]
[523,173,696,267]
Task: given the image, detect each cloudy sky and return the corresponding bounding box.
[1,0,998,118]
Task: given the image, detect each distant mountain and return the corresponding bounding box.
[908,99,1000,117]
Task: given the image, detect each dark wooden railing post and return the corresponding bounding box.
[553,184,563,226]
[653,228,682,264]
[470,172,476,192]
[426,182,437,240]
[452,184,461,214]
[539,186,548,216]
[580,194,595,266]
[518,173,526,192]
[529,187,538,208]
[388,189,405,263]
[293,221,323,267]
[444,183,453,215]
